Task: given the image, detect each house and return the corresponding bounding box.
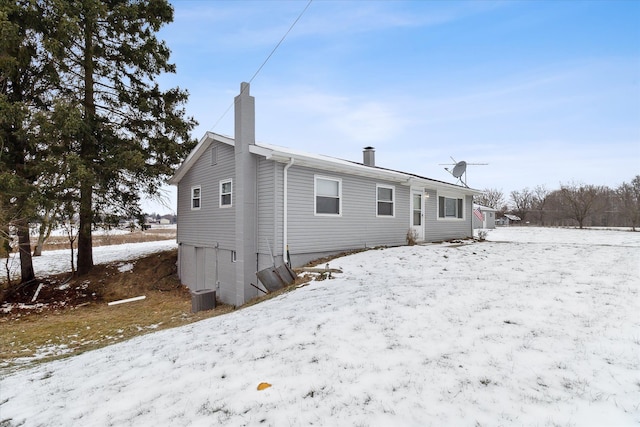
[496,214,521,226]
[169,83,481,306]
[472,204,497,229]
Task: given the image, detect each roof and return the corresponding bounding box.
[504,214,521,221]
[473,204,498,211]
[169,132,481,196]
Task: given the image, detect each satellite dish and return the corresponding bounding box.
[451,161,467,178]
[439,157,488,188]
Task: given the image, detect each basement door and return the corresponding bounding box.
[410,190,425,241]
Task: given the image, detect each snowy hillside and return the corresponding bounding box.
[1,227,639,426]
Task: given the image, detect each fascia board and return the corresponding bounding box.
[168,132,234,185]
[258,149,409,183]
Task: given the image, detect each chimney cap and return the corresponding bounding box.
[363,146,375,150]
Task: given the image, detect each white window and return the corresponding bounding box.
[438,195,464,219]
[376,185,395,217]
[315,176,341,215]
[220,179,232,207]
[191,186,201,210]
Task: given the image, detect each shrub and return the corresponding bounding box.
[406,229,418,246]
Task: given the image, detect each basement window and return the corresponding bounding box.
[438,196,464,219]
[191,186,201,210]
[376,185,395,217]
[315,176,341,215]
[220,179,232,207]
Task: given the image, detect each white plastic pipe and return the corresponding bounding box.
[107,295,146,306]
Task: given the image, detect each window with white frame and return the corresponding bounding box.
[220,179,232,207]
[315,176,341,215]
[376,184,395,217]
[438,195,463,219]
[191,186,201,210]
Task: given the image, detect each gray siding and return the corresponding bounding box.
[286,165,410,256]
[424,190,474,241]
[485,211,496,229]
[178,244,237,303]
[176,142,239,305]
[256,159,284,265]
[175,142,475,303]
[176,143,236,250]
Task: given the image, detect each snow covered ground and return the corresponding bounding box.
[1,239,177,279]
[1,227,639,426]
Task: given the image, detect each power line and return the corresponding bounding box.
[210,0,313,132]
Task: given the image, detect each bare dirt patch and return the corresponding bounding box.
[0,247,232,373]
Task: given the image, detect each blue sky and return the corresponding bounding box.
[145,0,639,214]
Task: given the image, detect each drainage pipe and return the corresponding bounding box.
[283,158,294,265]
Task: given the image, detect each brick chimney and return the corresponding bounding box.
[363,146,375,167]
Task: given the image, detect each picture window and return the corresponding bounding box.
[438,196,463,219]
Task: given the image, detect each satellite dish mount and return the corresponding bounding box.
[440,157,487,188]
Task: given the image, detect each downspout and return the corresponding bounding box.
[283,158,294,265]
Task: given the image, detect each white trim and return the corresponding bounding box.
[170,132,481,198]
[410,188,425,241]
[437,193,465,220]
[219,178,233,208]
[376,184,395,217]
[191,186,201,210]
[314,175,342,217]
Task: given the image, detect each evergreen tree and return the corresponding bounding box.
[43,0,196,274]
[0,0,54,285]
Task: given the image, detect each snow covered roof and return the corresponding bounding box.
[169,132,481,195]
[504,214,521,221]
[473,204,498,211]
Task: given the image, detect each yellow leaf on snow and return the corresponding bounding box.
[257,382,272,391]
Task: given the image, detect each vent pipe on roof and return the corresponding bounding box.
[363,146,375,167]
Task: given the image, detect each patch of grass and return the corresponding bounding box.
[0,249,232,373]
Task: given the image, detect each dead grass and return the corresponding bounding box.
[0,231,354,374]
[35,227,176,251]
[0,247,233,373]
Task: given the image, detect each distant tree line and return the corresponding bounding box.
[474,176,640,230]
[1,1,196,289]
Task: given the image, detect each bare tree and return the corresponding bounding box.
[60,205,79,274]
[560,182,604,229]
[532,185,551,225]
[510,188,534,223]
[617,176,640,231]
[33,208,57,257]
[475,188,505,210]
